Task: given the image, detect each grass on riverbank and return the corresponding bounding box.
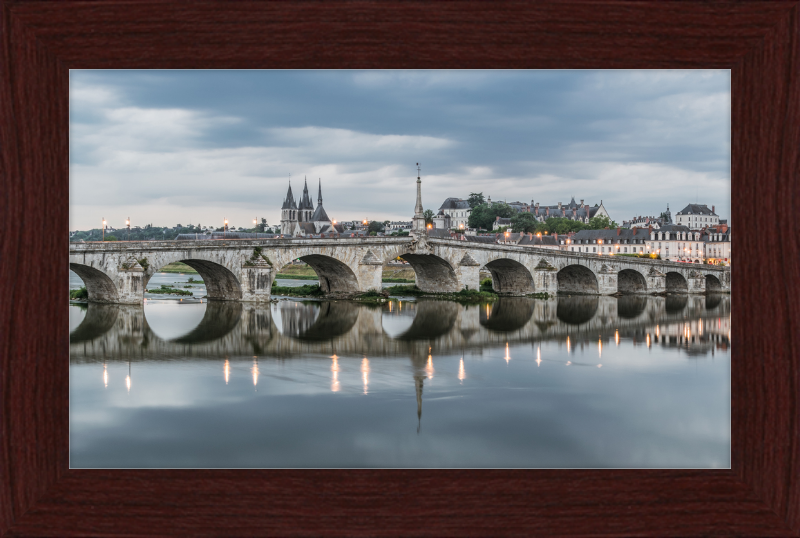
[146,285,193,296]
[271,283,325,297]
[384,285,498,304]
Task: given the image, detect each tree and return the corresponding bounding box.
[510,212,538,233]
[368,220,385,233]
[467,202,514,231]
[587,215,619,230]
[423,209,434,226]
[468,192,485,208]
[104,235,118,241]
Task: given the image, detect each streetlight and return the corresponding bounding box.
[224,218,228,238]
[126,217,130,241]
[102,218,106,241]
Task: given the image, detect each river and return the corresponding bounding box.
[69,272,731,469]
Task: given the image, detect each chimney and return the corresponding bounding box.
[648,225,652,235]
[712,205,715,214]
[616,227,621,236]
[632,226,637,235]
[546,207,550,216]
[553,232,558,242]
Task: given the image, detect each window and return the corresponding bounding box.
[592,247,596,252]
[624,247,628,253]
[571,247,574,251]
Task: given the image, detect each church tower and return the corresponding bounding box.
[298,177,314,223]
[280,180,297,235]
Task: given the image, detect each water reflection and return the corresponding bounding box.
[70,294,731,468]
[70,295,732,363]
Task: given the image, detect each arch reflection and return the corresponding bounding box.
[479,298,534,332]
[556,296,599,325]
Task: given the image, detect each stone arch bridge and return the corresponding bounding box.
[69,235,731,304]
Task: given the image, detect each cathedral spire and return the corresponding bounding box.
[318,178,323,206]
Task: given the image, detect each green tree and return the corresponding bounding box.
[368,220,385,233]
[104,235,118,241]
[587,215,619,230]
[468,192,485,208]
[510,212,539,233]
[467,202,514,230]
[423,209,434,226]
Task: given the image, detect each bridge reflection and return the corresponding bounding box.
[71,295,731,363]
[71,294,731,433]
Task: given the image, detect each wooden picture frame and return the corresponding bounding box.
[2,1,798,535]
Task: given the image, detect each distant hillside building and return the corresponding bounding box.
[528,197,610,223]
[280,178,344,236]
[675,203,719,229]
[623,205,672,229]
[436,198,472,229]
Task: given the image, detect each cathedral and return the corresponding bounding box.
[280,178,343,236]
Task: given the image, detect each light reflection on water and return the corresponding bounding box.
[69,294,731,469]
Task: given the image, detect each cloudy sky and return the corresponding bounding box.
[69,70,730,231]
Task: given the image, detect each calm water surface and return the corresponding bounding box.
[70,273,730,468]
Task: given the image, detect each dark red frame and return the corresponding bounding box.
[1,1,798,535]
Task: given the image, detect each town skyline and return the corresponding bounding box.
[70,70,731,230]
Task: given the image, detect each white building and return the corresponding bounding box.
[646,224,704,263]
[675,203,720,229]
[702,225,731,266]
[437,198,472,230]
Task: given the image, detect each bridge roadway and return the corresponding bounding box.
[68,234,731,304]
[70,294,732,364]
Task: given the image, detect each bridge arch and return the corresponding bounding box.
[69,263,120,303]
[151,258,243,301]
[296,255,360,293]
[482,259,534,295]
[399,253,459,293]
[665,271,688,293]
[705,274,722,293]
[617,268,647,294]
[556,264,599,294]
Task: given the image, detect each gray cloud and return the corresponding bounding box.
[69,70,730,230]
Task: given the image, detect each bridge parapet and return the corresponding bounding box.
[68,235,729,304]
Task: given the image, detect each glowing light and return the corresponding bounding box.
[426,355,435,378]
[103,363,108,388]
[536,346,542,367]
[504,342,510,364]
[566,361,572,366]
[486,304,491,319]
[615,330,620,346]
[224,359,230,384]
[458,358,466,383]
[566,336,571,353]
[331,356,341,392]
[389,301,393,312]
[361,357,370,394]
[598,338,602,358]
[646,333,651,348]
[252,359,259,388]
[597,364,602,368]
[655,325,660,338]
[125,374,131,392]
[399,301,402,312]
